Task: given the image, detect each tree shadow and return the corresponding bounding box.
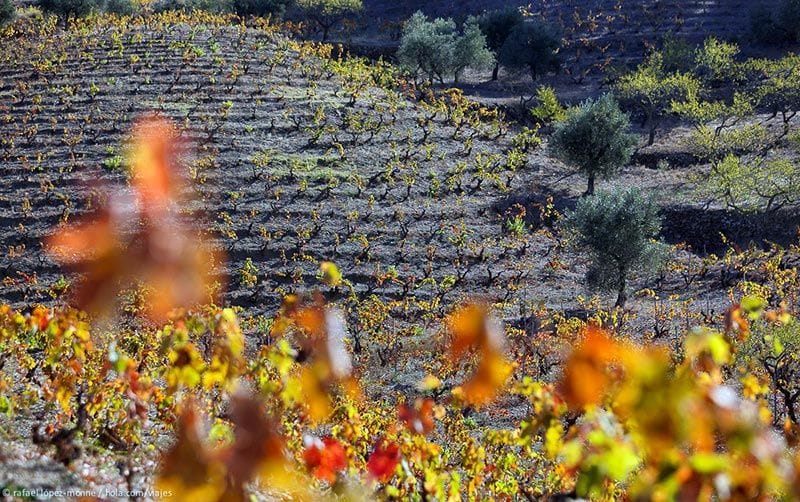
[492,185,579,231]
[660,205,800,255]
[495,187,800,256]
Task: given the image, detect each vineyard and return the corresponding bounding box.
[0,1,800,501]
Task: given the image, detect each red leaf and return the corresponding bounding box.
[398,398,436,435]
[130,115,181,212]
[366,439,401,483]
[302,436,347,483]
[446,303,513,407]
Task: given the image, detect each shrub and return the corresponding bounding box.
[564,187,665,308]
[688,121,768,162]
[660,32,695,74]
[529,85,566,125]
[231,0,290,17]
[694,37,742,85]
[755,54,800,135]
[295,0,363,41]
[739,318,800,423]
[498,19,561,81]
[397,11,493,84]
[152,0,228,13]
[103,0,136,15]
[615,53,700,145]
[0,0,13,27]
[702,154,800,213]
[477,7,524,80]
[549,94,637,195]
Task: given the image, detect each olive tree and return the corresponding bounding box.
[397,12,494,84]
[564,187,665,308]
[39,0,99,27]
[231,0,290,17]
[153,0,228,13]
[454,18,495,83]
[478,7,524,80]
[104,0,136,15]
[549,94,637,195]
[295,0,363,41]
[498,19,561,81]
[778,0,800,43]
[397,13,457,83]
[0,0,14,27]
[43,0,135,17]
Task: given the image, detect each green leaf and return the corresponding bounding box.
[773,336,785,356]
[741,295,766,320]
[604,443,641,480]
[690,452,730,473]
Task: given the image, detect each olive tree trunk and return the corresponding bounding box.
[585,173,595,196]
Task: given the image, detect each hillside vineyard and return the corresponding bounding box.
[1,3,800,501]
[0,17,542,314]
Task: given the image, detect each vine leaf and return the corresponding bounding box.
[45,116,222,321]
[447,303,513,407]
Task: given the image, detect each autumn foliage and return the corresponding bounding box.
[4,10,800,501]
